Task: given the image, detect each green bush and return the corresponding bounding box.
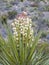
[1,15,7,24]
[41,32,47,38]
[8,11,17,19]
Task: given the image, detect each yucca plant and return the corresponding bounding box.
[0,12,49,65]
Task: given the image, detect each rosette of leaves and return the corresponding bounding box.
[0,14,49,65]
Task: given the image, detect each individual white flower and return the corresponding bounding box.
[24,25,28,27]
[32,38,34,41]
[30,24,32,26]
[13,32,18,35]
[11,22,15,27]
[20,28,23,31]
[23,11,27,15]
[20,31,24,34]
[16,38,19,40]
[14,19,17,22]
[23,33,27,37]
[12,27,16,30]
[14,21,17,25]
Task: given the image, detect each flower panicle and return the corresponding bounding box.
[11,12,34,45]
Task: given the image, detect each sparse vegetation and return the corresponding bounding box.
[21,0,23,2]
[1,15,7,24]
[8,10,17,19]
[41,32,47,38]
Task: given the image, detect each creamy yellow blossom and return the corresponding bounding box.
[11,13,34,45]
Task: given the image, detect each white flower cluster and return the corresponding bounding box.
[11,15,34,45]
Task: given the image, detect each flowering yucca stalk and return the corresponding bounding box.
[11,12,34,47]
[0,12,49,65]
